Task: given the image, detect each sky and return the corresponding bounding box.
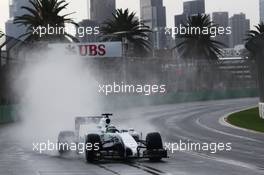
[0,0,260,33]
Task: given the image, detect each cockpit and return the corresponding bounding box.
[106,125,119,133]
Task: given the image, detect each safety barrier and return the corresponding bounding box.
[102,88,259,109]
[0,88,258,123]
[0,105,17,124]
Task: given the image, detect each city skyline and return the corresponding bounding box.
[0,0,259,34]
[260,0,264,22]
[212,12,229,47]
[183,0,205,16]
[140,0,167,49]
[229,13,250,47]
[88,0,116,23]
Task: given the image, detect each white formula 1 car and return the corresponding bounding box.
[58,113,167,162]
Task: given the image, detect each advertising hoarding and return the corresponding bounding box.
[48,42,122,58]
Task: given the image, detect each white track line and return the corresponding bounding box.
[219,106,264,135]
[195,118,262,143]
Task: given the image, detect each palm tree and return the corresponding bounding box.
[247,23,264,40]
[246,23,264,118]
[245,22,264,59]
[175,14,224,62]
[14,0,77,42]
[101,8,152,56]
[175,14,224,91]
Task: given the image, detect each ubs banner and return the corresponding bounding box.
[48,42,122,58]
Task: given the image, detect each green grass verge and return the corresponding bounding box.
[227,107,264,133]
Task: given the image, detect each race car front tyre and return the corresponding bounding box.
[85,134,102,163]
[146,132,163,161]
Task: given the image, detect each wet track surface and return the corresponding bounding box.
[1,98,263,175]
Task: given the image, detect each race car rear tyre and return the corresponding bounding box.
[85,134,102,163]
[146,132,163,161]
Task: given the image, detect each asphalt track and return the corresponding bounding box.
[0,98,263,175]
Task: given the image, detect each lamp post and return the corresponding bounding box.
[0,31,4,67]
[111,31,131,83]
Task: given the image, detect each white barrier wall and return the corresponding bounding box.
[259,103,264,119]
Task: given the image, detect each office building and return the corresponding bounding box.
[174,14,187,28]
[5,0,31,39]
[183,0,205,16]
[140,0,167,49]
[174,0,205,35]
[88,0,116,24]
[260,0,264,22]
[174,0,205,46]
[76,19,100,42]
[212,12,229,47]
[229,13,250,48]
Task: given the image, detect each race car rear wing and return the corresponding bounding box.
[75,113,112,137]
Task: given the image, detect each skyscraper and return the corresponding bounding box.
[88,0,116,24]
[140,0,167,49]
[183,0,205,16]
[212,12,229,47]
[174,0,205,43]
[5,0,31,39]
[174,14,187,28]
[174,0,205,33]
[229,13,250,48]
[174,14,187,47]
[260,0,264,22]
[76,19,100,42]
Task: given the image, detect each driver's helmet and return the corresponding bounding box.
[106,125,119,133]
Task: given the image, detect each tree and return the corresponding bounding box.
[245,23,264,118]
[245,22,264,60]
[174,14,225,91]
[101,8,152,56]
[175,14,224,62]
[14,0,77,42]
[247,23,264,40]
